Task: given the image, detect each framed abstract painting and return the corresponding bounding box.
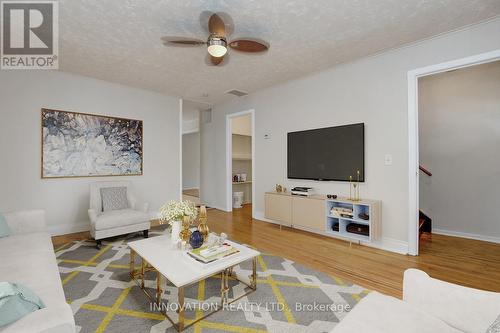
[41,109,143,178]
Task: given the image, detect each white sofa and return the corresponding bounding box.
[333,268,500,333]
[88,181,150,249]
[0,210,75,333]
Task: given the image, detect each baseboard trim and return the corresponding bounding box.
[207,205,230,212]
[372,237,409,255]
[253,211,409,255]
[433,228,500,244]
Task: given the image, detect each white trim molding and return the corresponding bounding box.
[179,99,184,202]
[225,109,256,216]
[407,49,500,256]
[433,229,500,245]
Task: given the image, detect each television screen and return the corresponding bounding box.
[287,123,364,182]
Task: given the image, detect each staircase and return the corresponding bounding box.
[419,210,432,235]
[419,165,432,238]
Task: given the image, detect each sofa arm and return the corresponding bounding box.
[403,269,500,333]
[3,210,47,235]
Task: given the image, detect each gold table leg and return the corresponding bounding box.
[141,258,146,289]
[177,287,185,332]
[156,271,162,306]
[129,249,136,279]
[129,252,259,332]
[250,257,257,289]
[220,269,230,306]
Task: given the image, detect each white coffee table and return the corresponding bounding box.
[128,234,260,331]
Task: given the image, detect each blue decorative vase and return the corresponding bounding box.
[189,230,204,249]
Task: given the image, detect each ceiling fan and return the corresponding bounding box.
[161,12,269,66]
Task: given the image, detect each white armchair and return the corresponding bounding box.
[88,181,150,249]
[332,269,500,333]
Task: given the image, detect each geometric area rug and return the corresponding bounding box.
[55,228,369,333]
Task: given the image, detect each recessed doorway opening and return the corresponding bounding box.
[226,110,255,217]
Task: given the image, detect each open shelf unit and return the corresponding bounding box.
[325,198,381,243]
[264,192,381,246]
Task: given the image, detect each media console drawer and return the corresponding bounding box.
[265,192,292,226]
[292,196,325,231]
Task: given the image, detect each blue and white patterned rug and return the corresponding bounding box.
[55,229,368,333]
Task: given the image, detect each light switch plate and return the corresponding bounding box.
[384,154,393,166]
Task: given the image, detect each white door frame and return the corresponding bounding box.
[226,109,256,216]
[407,49,500,256]
[179,99,183,202]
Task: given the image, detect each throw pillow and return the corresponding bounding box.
[0,282,45,327]
[486,315,500,333]
[0,213,10,238]
[100,187,129,212]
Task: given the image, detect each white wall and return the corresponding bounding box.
[182,132,200,189]
[182,104,200,134]
[419,61,500,243]
[0,71,180,235]
[200,18,500,253]
[232,114,252,136]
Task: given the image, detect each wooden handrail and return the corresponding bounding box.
[419,165,432,177]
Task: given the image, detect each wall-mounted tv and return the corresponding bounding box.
[287,123,364,182]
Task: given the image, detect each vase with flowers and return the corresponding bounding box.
[159,200,198,243]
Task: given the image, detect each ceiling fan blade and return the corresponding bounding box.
[161,36,205,46]
[200,11,233,36]
[229,39,269,53]
[205,53,229,66]
[208,13,226,36]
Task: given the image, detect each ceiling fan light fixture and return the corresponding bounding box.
[207,36,227,57]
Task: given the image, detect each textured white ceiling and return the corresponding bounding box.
[59,0,500,104]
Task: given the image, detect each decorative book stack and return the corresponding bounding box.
[188,243,239,263]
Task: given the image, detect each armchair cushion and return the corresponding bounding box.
[487,315,500,333]
[93,209,150,231]
[100,186,129,212]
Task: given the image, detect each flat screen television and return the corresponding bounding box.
[287,123,364,182]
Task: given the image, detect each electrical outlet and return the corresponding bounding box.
[264,134,271,140]
[384,154,393,166]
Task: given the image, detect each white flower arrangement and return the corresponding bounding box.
[159,200,198,225]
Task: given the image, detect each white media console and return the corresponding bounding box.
[264,192,381,244]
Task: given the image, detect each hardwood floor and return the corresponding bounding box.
[52,204,500,299]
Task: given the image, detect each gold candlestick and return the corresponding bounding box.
[356,170,361,201]
[198,205,209,241]
[180,215,192,242]
[349,175,353,200]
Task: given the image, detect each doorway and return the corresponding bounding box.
[407,49,500,255]
[226,110,255,217]
[418,61,500,245]
[181,99,210,205]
